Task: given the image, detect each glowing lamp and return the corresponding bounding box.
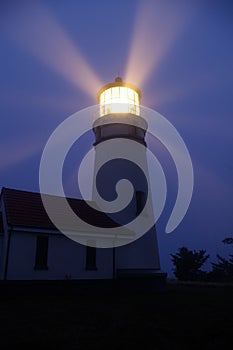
[97,77,141,117]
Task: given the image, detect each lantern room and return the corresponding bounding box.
[97,77,141,117]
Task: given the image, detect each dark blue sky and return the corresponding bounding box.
[0,0,233,276]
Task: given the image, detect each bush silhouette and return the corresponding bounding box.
[210,237,233,282]
[171,247,209,281]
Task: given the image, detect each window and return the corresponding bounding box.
[86,244,97,270]
[34,236,48,270]
[136,191,144,216]
[99,86,140,116]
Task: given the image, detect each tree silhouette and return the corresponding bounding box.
[171,247,209,281]
[222,237,233,245]
[211,237,233,282]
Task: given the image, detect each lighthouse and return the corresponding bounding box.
[92,77,164,278]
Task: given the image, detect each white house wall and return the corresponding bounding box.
[6,231,114,280]
[116,227,161,269]
[0,235,4,278]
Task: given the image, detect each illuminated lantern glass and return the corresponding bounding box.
[97,78,141,117]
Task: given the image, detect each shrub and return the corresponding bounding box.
[171,247,209,281]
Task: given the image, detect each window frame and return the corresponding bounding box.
[85,244,97,271]
[34,235,49,271]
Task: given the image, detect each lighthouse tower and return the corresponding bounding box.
[92,77,164,278]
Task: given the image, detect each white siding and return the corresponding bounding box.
[0,235,4,278]
[116,227,160,269]
[6,231,114,280]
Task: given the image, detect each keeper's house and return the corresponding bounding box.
[0,187,162,281]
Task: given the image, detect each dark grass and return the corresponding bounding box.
[0,281,233,349]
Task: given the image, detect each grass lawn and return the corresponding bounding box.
[0,281,233,349]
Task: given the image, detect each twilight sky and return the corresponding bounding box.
[0,0,233,276]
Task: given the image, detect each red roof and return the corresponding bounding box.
[1,188,118,230]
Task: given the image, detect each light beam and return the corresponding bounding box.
[2,0,102,100]
[125,0,190,90]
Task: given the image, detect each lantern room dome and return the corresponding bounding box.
[114,76,122,82]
